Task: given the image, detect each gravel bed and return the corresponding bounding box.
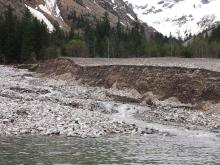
[0,66,219,138]
[65,57,220,72]
[0,66,140,138]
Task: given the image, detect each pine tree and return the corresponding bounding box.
[0,15,5,63]
[103,12,111,58]
[114,19,123,57]
[32,18,49,60]
[20,9,35,62]
[84,24,96,57]
[4,7,18,63]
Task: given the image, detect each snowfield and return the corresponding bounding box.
[0,66,219,138]
[25,4,55,32]
[39,0,62,19]
[25,0,63,32]
[126,0,220,38]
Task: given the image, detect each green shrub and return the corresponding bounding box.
[45,46,61,59]
[65,39,88,57]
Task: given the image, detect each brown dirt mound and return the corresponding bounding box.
[36,58,220,105]
[36,58,79,76]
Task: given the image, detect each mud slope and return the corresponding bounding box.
[36,58,220,105]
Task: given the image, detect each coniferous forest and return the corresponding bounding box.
[0,8,220,64]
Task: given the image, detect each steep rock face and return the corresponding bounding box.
[0,0,25,17]
[58,0,119,26]
[95,0,137,26]
[94,0,155,36]
[126,0,220,38]
[57,0,155,35]
[0,0,155,35]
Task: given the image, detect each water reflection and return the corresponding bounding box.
[0,134,220,165]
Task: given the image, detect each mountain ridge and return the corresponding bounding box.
[0,0,155,36]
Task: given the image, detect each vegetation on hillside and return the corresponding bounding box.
[0,8,219,64]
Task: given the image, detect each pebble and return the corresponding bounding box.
[2,119,10,124]
[0,66,219,138]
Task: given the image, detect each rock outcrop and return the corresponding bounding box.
[0,0,156,35]
[0,0,25,17]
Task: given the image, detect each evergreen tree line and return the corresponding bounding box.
[0,7,67,64]
[66,12,178,58]
[0,8,51,64]
[83,13,147,58]
[182,26,220,58]
[64,12,220,58]
[0,8,220,64]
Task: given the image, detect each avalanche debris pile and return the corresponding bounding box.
[0,65,219,138]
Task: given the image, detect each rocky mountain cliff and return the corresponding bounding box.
[126,0,220,38]
[0,0,155,36]
[0,0,25,17]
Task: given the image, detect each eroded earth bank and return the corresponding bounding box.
[0,58,220,138]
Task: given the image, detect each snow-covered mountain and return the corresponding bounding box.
[126,0,220,38]
[29,0,135,31]
[0,0,154,35]
[1,0,219,39]
[25,0,64,32]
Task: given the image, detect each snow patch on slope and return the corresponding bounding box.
[39,0,62,19]
[126,0,220,38]
[25,4,54,32]
[127,13,135,20]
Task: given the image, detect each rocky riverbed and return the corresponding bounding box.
[0,65,220,138]
[0,66,140,137]
[37,58,220,105]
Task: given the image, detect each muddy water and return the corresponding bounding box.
[0,134,220,165]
